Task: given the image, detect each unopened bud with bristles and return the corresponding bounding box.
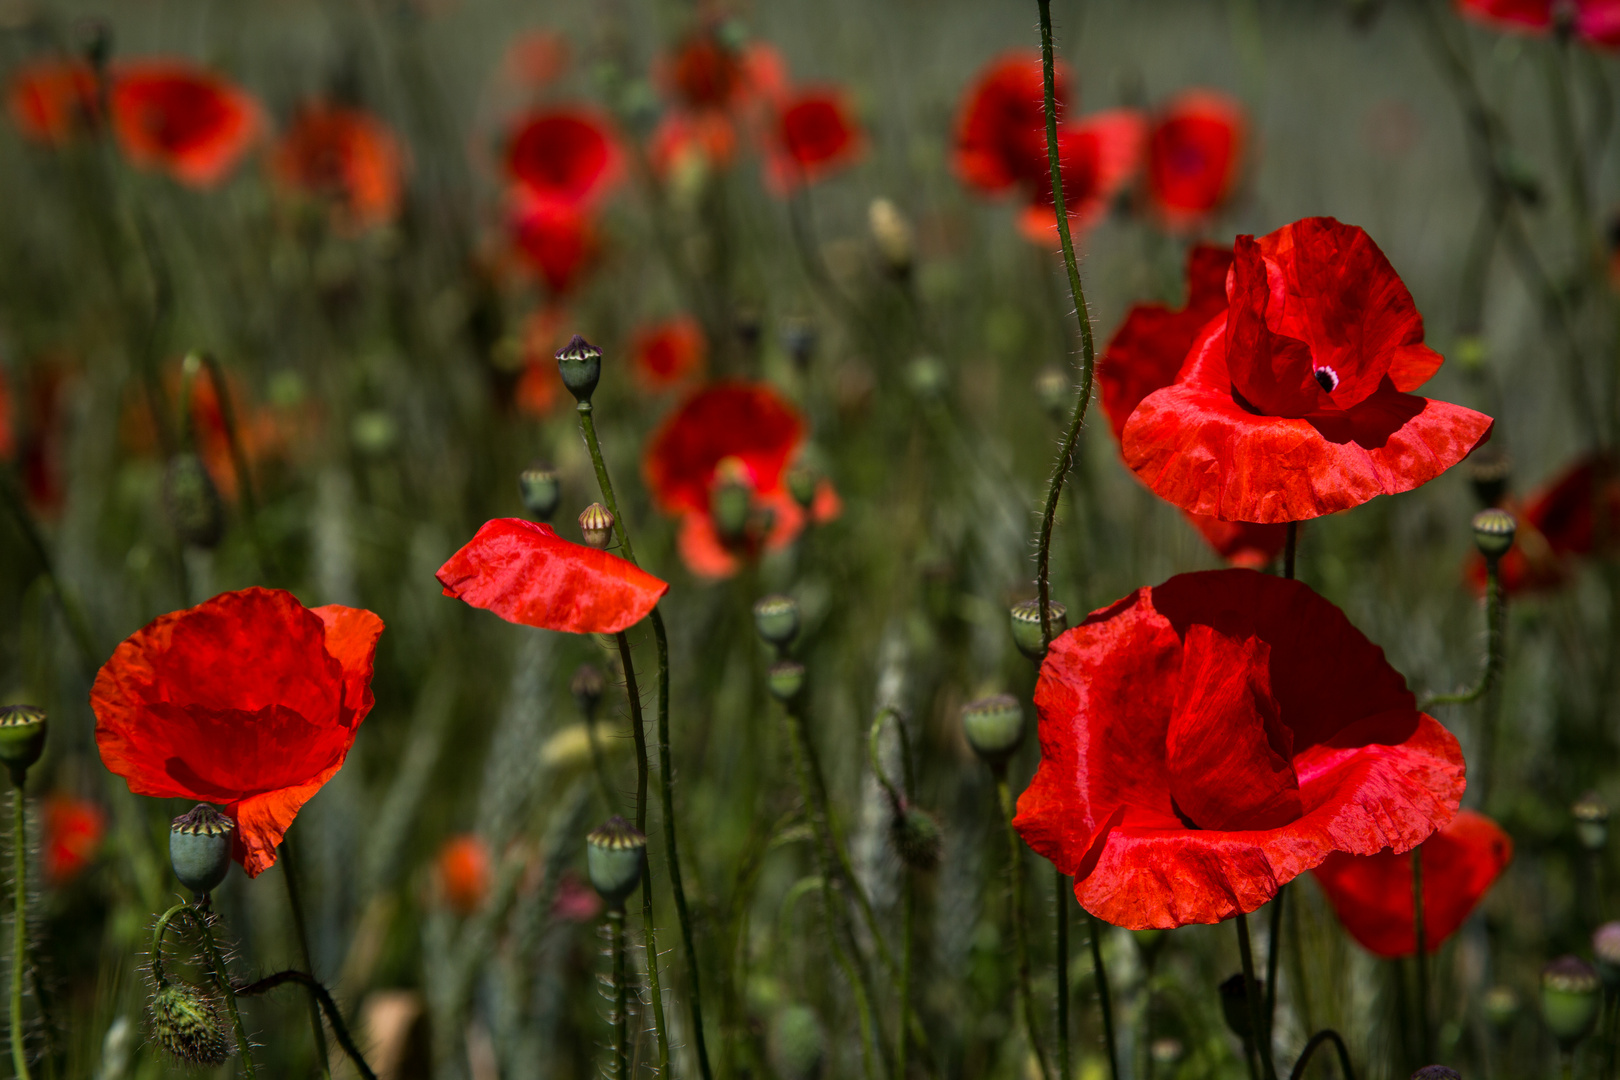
[519,463,561,522]
[890,805,941,871]
[586,816,646,907]
[579,503,614,549]
[1471,508,1516,561]
[1010,599,1067,660]
[169,804,234,896]
[754,595,800,649]
[150,981,230,1066]
[555,334,602,403]
[163,453,224,549]
[0,704,47,779]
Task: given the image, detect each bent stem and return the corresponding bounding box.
[1412,847,1431,1066]
[1287,1028,1356,1080]
[279,836,332,1080]
[1236,913,1279,1080]
[153,903,256,1080]
[998,774,1054,1080]
[1420,553,1505,710]
[234,970,377,1080]
[10,776,29,1080]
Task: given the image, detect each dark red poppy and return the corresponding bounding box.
[1467,454,1620,593]
[19,363,72,518]
[1014,569,1466,930]
[509,195,595,294]
[1457,0,1620,47]
[436,834,491,915]
[6,59,100,144]
[667,30,750,111]
[93,588,384,877]
[1018,109,1146,241]
[505,108,623,209]
[764,88,863,192]
[1146,90,1246,230]
[43,794,106,886]
[650,40,786,178]
[109,61,263,188]
[954,52,1068,195]
[0,365,12,462]
[271,103,405,232]
[437,518,669,634]
[1312,810,1512,957]
[633,316,706,390]
[1120,218,1494,524]
[1100,244,1287,566]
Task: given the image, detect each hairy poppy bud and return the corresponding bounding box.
[1594,923,1620,991]
[1468,448,1511,508]
[1482,985,1519,1029]
[150,981,230,1066]
[1471,509,1516,561]
[867,198,914,279]
[169,804,234,896]
[1573,793,1610,852]
[1035,366,1069,423]
[961,694,1023,765]
[0,705,47,780]
[1411,1068,1461,1080]
[571,664,605,721]
[1010,599,1067,660]
[754,595,801,648]
[1218,973,1263,1040]
[1541,955,1601,1049]
[163,453,224,549]
[768,660,806,702]
[579,503,614,549]
[519,463,561,522]
[710,457,752,542]
[555,334,602,403]
[890,806,941,871]
[586,816,646,907]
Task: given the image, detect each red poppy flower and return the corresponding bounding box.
[109,61,263,188]
[1013,569,1466,930]
[19,363,72,518]
[1146,90,1246,230]
[509,194,595,294]
[954,51,1068,195]
[501,30,569,89]
[437,518,669,634]
[1457,0,1620,47]
[666,30,750,111]
[1466,453,1620,594]
[633,316,707,390]
[0,365,13,461]
[271,103,405,232]
[436,834,492,915]
[505,108,623,209]
[43,794,106,886]
[1018,109,1146,241]
[1100,244,1287,566]
[764,87,863,192]
[7,59,100,144]
[1312,810,1512,957]
[1120,217,1494,524]
[92,588,384,878]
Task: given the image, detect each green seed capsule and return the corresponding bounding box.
[1574,792,1610,852]
[586,816,647,907]
[768,660,806,702]
[519,464,561,522]
[162,453,224,549]
[1010,599,1067,660]
[961,694,1024,764]
[150,981,230,1066]
[1471,508,1517,560]
[1541,955,1601,1049]
[169,805,234,896]
[555,334,602,403]
[754,595,801,648]
[0,705,47,779]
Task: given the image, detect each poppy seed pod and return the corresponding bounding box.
[1482,985,1519,1029]
[1010,599,1068,660]
[961,694,1024,765]
[586,816,646,907]
[709,456,753,542]
[1573,793,1610,852]
[1471,508,1517,561]
[890,806,942,871]
[1541,955,1601,1050]
[1594,923,1620,990]
[169,804,235,896]
[0,704,47,780]
[150,981,230,1066]
[555,334,602,403]
[1411,1068,1462,1080]
[785,462,818,509]
[867,197,914,279]
[579,503,615,549]
[1468,448,1511,508]
[768,660,806,702]
[162,453,225,549]
[519,463,561,522]
[571,664,605,721]
[753,595,801,648]
[1218,973,1263,1040]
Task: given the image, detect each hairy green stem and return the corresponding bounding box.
[279,837,331,1079]
[235,970,376,1080]
[1237,913,1279,1080]
[153,903,255,1079]
[610,909,628,1080]
[1421,554,1504,710]
[1413,847,1431,1066]
[999,775,1053,1080]
[10,780,29,1080]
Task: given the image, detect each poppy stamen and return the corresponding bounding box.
[1313,366,1339,394]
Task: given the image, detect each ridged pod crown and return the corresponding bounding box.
[586,816,646,905]
[1574,792,1610,852]
[0,704,47,776]
[1471,508,1516,560]
[579,503,615,549]
[960,693,1024,764]
[519,463,561,522]
[1010,599,1067,660]
[1542,955,1601,1048]
[555,334,602,403]
[753,595,801,648]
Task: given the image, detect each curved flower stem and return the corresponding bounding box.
[1420,554,1505,710]
[1236,913,1279,1080]
[579,400,709,1080]
[1412,847,1431,1066]
[193,352,278,582]
[279,836,332,1080]
[998,774,1053,1080]
[1286,1029,1356,1080]
[10,775,29,1080]
[153,903,256,1079]
[234,970,377,1080]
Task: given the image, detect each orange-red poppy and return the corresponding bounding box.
[109,61,263,187]
[763,87,863,193]
[505,107,623,209]
[1146,90,1246,231]
[43,794,106,886]
[509,194,596,295]
[632,317,706,390]
[271,103,406,232]
[436,834,492,915]
[1018,109,1146,241]
[6,59,100,144]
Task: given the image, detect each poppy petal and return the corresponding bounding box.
[311,604,385,727]
[229,766,346,878]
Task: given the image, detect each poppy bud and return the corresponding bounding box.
[1010,599,1068,660]
[961,694,1024,765]
[571,664,605,721]
[1541,955,1601,1050]
[586,816,646,907]
[1218,973,1263,1040]
[867,198,914,279]
[785,462,818,510]
[150,981,231,1066]
[710,457,752,542]
[519,463,561,522]
[1467,448,1511,508]
[1482,985,1519,1029]
[905,355,947,401]
[781,318,816,370]
[1411,1069,1461,1080]
[768,660,806,702]
[1471,509,1516,561]
[1150,1038,1184,1067]
[555,334,602,403]
[753,595,801,648]
[890,806,942,871]
[0,705,47,781]
[1035,366,1069,423]
[1594,922,1620,991]
[1573,792,1610,852]
[579,503,614,549]
[162,453,224,549]
[169,804,234,897]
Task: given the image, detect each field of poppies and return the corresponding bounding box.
[0,0,1618,1078]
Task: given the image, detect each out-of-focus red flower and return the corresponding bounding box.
[649,110,737,179]
[632,317,706,390]
[953,51,1067,195]
[271,103,406,233]
[763,87,863,193]
[1014,569,1466,930]
[1457,0,1620,47]
[505,108,623,209]
[0,366,13,461]
[93,588,384,878]
[109,61,263,188]
[513,307,570,417]
[1146,90,1246,231]
[186,368,284,503]
[20,363,72,517]
[1017,109,1146,242]
[43,794,106,886]
[7,59,100,144]
[437,518,670,634]
[1121,217,1494,524]
[1467,454,1620,594]
[436,834,491,915]
[650,38,786,178]
[551,868,602,922]
[666,30,750,110]
[1100,244,1286,566]
[500,30,569,88]
[509,195,595,295]
[1312,810,1512,957]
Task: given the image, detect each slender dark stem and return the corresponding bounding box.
[1602,986,1618,1080]
[1284,522,1298,581]
[610,909,628,1080]
[1089,911,1120,1080]
[1237,913,1279,1080]
[10,779,30,1080]
[1420,554,1504,710]
[1413,846,1431,1065]
[1287,1029,1357,1080]
[235,970,377,1080]
[1265,885,1286,1047]
[999,775,1053,1080]
[279,836,332,1080]
[0,472,100,676]
[195,352,278,580]
[899,871,914,1080]
[1056,869,1071,1080]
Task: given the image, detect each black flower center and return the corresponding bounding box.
[1313,366,1339,394]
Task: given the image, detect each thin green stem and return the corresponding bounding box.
[1056,869,1070,1080]
[1089,911,1120,1080]
[1287,1029,1356,1080]
[10,779,30,1080]
[279,836,331,1080]
[1421,554,1504,710]
[611,909,628,1080]
[1265,886,1286,1048]
[194,352,278,581]
[234,970,376,1080]
[1237,913,1279,1080]
[998,775,1053,1080]
[898,872,914,1080]
[0,472,100,677]
[1413,846,1431,1065]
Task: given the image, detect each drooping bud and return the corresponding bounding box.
[150,981,230,1066]
[710,457,752,543]
[579,503,614,549]
[1218,973,1263,1041]
[1411,1068,1462,1080]
[1468,448,1511,508]
[163,453,224,549]
[1573,792,1610,852]
[555,334,603,403]
[169,805,234,896]
[754,595,801,649]
[1593,922,1620,991]
[867,198,914,279]
[586,816,647,907]
[960,694,1024,766]
[1010,599,1067,660]
[0,705,47,780]
[1035,366,1069,423]
[519,463,561,522]
[768,660,806,702]
[890,806,942,871]
[1541,955,1601,1050]
[571,664,605,721]
[1471,508,1517,561]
